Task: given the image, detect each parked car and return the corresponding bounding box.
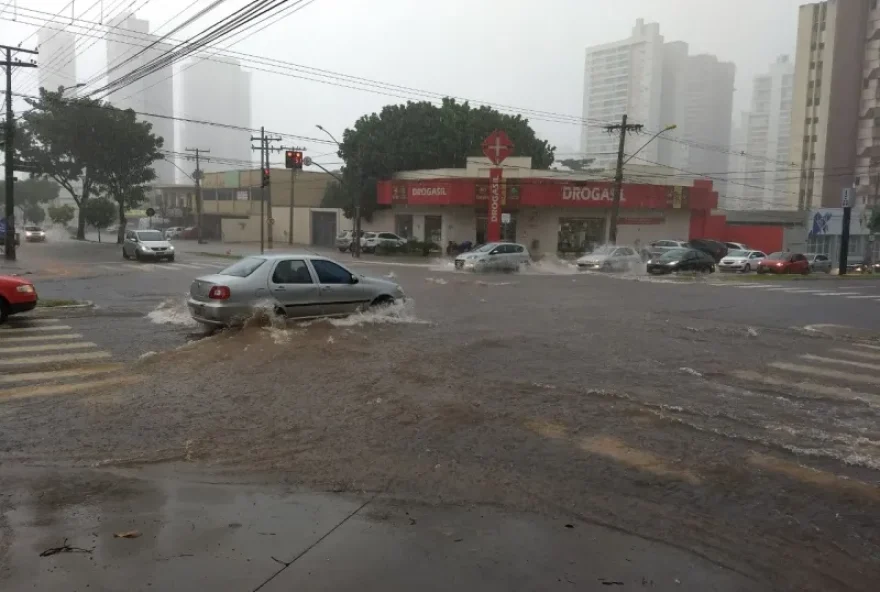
[187,253,405,327]
[360,232,407,253]
[688,238,729,263]
[179,227,200,240]
[0,274,37,323]
[805,253,832,274]
[724,242,749,251]
[164,226,185,239]
[454,241,531,272]
[576,245,643,271]
[335,230,364,252]
[648,239,688,258]
[846,257,871,274]
[718,249,767,273]
[23,226,46,242]
[122,229,176,262]
[756,252,810,275]
[646,248,716,275]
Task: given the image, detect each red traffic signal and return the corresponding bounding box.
[285,150,303,170]
[261,168,270,187]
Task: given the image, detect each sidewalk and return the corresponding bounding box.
[1,465,758,591]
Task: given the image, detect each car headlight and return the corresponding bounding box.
[168,245,174,251]
[139,245,152,251]
[667,261,678,266]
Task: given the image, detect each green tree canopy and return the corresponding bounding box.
[81,197,116,242]
[19,88,164,240]
[47,204,76,226]
[324,98,555,219]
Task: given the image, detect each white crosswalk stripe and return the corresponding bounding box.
[0,321,136,400]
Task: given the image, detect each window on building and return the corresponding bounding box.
[394,214,413,239]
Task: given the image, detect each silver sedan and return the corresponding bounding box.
[187,253,405,327]
[454,242,531,272]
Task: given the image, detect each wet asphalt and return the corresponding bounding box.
[2,240,880,590]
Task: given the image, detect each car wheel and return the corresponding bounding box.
[168,255,175,263]
[134,251,142,262]
[122,249,130,260]
[743,263,751,273]
[0,298,8,324]
[370,295,395,309]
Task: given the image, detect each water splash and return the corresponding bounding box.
[147,297,197,327]
[328,299,429,327]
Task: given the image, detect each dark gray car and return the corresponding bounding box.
[187,253,405,326]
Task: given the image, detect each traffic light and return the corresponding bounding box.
[261,168,270,187]
[285,150,303,170]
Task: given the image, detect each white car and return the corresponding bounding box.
[454,242,530,272]
[360,232,406,253]
[164,227,184,239]
[718,249,766,273]
[576,246,643,271]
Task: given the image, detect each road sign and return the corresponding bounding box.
[842,187,855,208]
[482,130,514,165]
[145,207,156,217]
[303,156,313,167]
[501,212,511,224]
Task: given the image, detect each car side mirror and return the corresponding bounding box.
[350,275,359,284]
[130,237,138,242]
[489,250,498,255]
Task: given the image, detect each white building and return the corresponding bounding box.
[36,28,77,94]
[180,57,252,174]
[581,19,666,169]
[726,112,750,209]
[739,55,795,210]
[105,13,176,184]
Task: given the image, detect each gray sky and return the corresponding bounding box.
[1,0,804,166]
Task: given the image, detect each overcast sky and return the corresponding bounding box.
[1,0,805,168]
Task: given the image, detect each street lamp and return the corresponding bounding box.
[59,83,85,97]
[623,124,677,166]
[315,123,362,258]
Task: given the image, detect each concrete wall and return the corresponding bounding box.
[220,207,344,244]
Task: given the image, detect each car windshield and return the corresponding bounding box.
[588,245,616,255]
[25,226,42,231]
[136,230,164,241]
[766,252,786,260]
[473,243,501,253]
[727,250,748,257]
[218,257,266,277]
[658,248,688,260]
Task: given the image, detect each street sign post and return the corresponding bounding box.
[482,130,514,242]
[842,187,854,208]
[839,188,854,275]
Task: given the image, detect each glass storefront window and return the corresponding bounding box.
[476,214,517,244]
[395,214,413,239]
[558,218,605,254]
[424,215,442,245]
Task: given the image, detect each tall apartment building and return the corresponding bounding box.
[105,13,176,184]
[181,57,252,174]
[36,28,77,94]
[789,0,871,210]
[581,19,665,169]
[580,20,735,188]
[736,56,796,210]
[726,113,750,209]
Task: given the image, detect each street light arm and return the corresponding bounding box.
[315,124,341,147]
[622,125,677,166]
[308,160,344,185]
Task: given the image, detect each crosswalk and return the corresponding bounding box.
[95,259,230,276]
[0,319,141,403]
[714,282,880,301]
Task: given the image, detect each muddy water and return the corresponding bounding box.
[3,274,880,590]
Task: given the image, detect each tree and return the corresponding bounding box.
[19,89,164,240]
[869,210,880,235]
[0,177,59,225]
[81,197,116,243]
[327,98,555,219]
[22,203,46,225]
[90,108,163,243]
[47,204,76,226]
[557,158,604,174]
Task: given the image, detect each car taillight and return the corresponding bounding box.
[15,284,35,293]
[208,286,230,300]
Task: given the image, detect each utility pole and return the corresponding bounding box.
[2,44,38,261]
[605,114,643,245]
[185,147,209,244]
[839,187,854,275]
[277,146,305,245]
[250,127,282,252]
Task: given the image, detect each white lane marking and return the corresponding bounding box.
[845,295,879,299]
[168,263,204,269]
[0,351,112,366]
[99,265,121,272]
[732,284,774,289]
[0,342,98,354]
[768,362,880,385]
[833,348,880,361]
[799,353,880,372]
[0,375,143,400]
[813,292,861,297]
[0,325,73,335]
[0,363,123,384]
[5,318,60,324]
[730,370,880,404]
[855,343,880,351]
[124,263,155,272]
[0,333,83,343]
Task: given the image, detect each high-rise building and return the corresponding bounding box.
[581,19,666,169]
[580,20,735,188]
[180,57,252,174]
[36,28,77,94]
[726,112,750,209]
[105,13,176,184]
[789,0,871,210]
[737,56,795,210]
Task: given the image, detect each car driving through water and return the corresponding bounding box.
[187,253,405,327]
[453,241,531,272]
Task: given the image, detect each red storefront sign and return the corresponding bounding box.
[487,168,502,242]
[407,182,453,205]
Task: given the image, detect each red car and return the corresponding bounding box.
[0,274,38,323]
[757,252,810,275]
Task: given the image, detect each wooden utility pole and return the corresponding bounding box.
[250,128,282,252]
[2,44,38,261]
[605,114,643,245]
[185,147,209,244]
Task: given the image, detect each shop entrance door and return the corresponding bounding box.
[476,213,517,244]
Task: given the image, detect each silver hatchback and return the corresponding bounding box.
[188,253,405,326]
[454,242,531,272]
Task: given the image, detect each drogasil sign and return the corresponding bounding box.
[561,185,623,203]
[489,175,501,223]
[410,186,448,197]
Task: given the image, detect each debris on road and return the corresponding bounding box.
[39,538,92,557]
[678,367,703,377]
[113,530,142,539]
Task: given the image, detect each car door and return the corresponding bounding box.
[512,244,529,268]
[268,259,322,318]
[795,254,809,273]
[123,231,136,256]
[310,258,369,315]
[681,250,700,271]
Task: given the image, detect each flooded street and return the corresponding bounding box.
[3,263,880,590]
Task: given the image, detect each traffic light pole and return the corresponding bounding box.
[251,127,283,252]
[185,147,209,245]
